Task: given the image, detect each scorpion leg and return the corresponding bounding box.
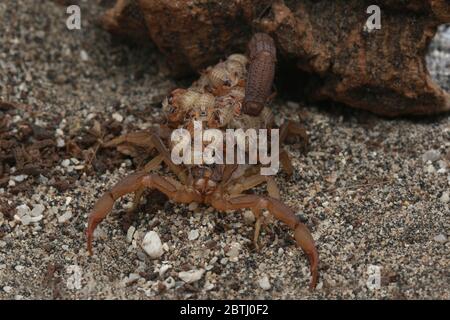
[87,171,200,255]
[226,174,280,250]
[279,149,294,177]
[125,154,165,223]
[211,194,318,289]
[280,120,308,150]
[105,131,187,183]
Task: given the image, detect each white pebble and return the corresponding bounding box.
[258,275,271,290]
[112,113,123,122]
[3,286,12,293]
[20,215,32,225]
[56,137,65,148]
[80,50,89,61]
[422,150,441,162]
[61,159,71,167]
[30,215,43,223]
[16,204,30,217]
[13,175,28,182]
[188,229,199,241]
[58,211,72,224]
[164,276,176,289]
[31,204,45,217]
[126,226,136,243]
[178,269,205,283]
[426,165,436,174]
[15,265,24,273]
[142,231,164,259]
[434,234,447,243]
[159,264,172,277]
[123,273,140,286]
[440,192,449,203]
[66,265,83,290]
[226,242,241,259]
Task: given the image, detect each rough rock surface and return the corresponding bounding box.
[0,0,449,300]
[102,0,450,116]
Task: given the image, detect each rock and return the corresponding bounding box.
[126,226,136,243]
[142,231,164,259]
[159,264,172,277]
[31,204,45,217]
[243,210,255,225]
[433,234,447,243]
[123,273,140,286]
[58,211,73,224]
[61,159,71,167]
[188,229,199,241]
[3,286,12,293]
[101,0,450,116]
[16,204,30,217]
[178,269,205,283]
[440,192,449,203]
[14,265,24,273]
[56,137,65,148]
[226,242,241,259]
[164,276,176,289]
[258,275,271,290]
[20,215,32,226]
[66,265,83,290]
[13,175,28,182]
[422,150,441,162]
[80,50,89,61]
[426,165,436,174]
[112,112,123,122]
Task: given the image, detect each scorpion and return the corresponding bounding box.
[86,33,319,289]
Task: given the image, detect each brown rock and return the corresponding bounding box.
[101,0,450,116]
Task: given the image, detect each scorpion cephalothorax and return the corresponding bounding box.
[86,33,317,289]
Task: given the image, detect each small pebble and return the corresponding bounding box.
[159,264,172,277]
[422,150,441,162]
[80,50,89,61]
[433,234,447,243]
[61,159,71,167]
[188,229,199,241]
[16,204,30,217]
[13,175,28,182]
[243,210,255,225]
[112,113,123,122]
[126,226,136,243]
[58,211,73,224]
[56,137,65,148]
[31,204,45,217]
[3,286,12,293]
[178,269,205,283]
[258,275,271,290]
[142,231,164,259]
[440,192,449,203]
[15,265,24,273]
[164,276,176,289]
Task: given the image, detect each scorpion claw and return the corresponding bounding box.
[294,223,319,290]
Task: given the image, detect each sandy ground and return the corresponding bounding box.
[0,1,449,300]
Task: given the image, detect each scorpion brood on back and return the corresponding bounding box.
[86,33,318,289]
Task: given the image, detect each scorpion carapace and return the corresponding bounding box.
[86,33,318,289]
